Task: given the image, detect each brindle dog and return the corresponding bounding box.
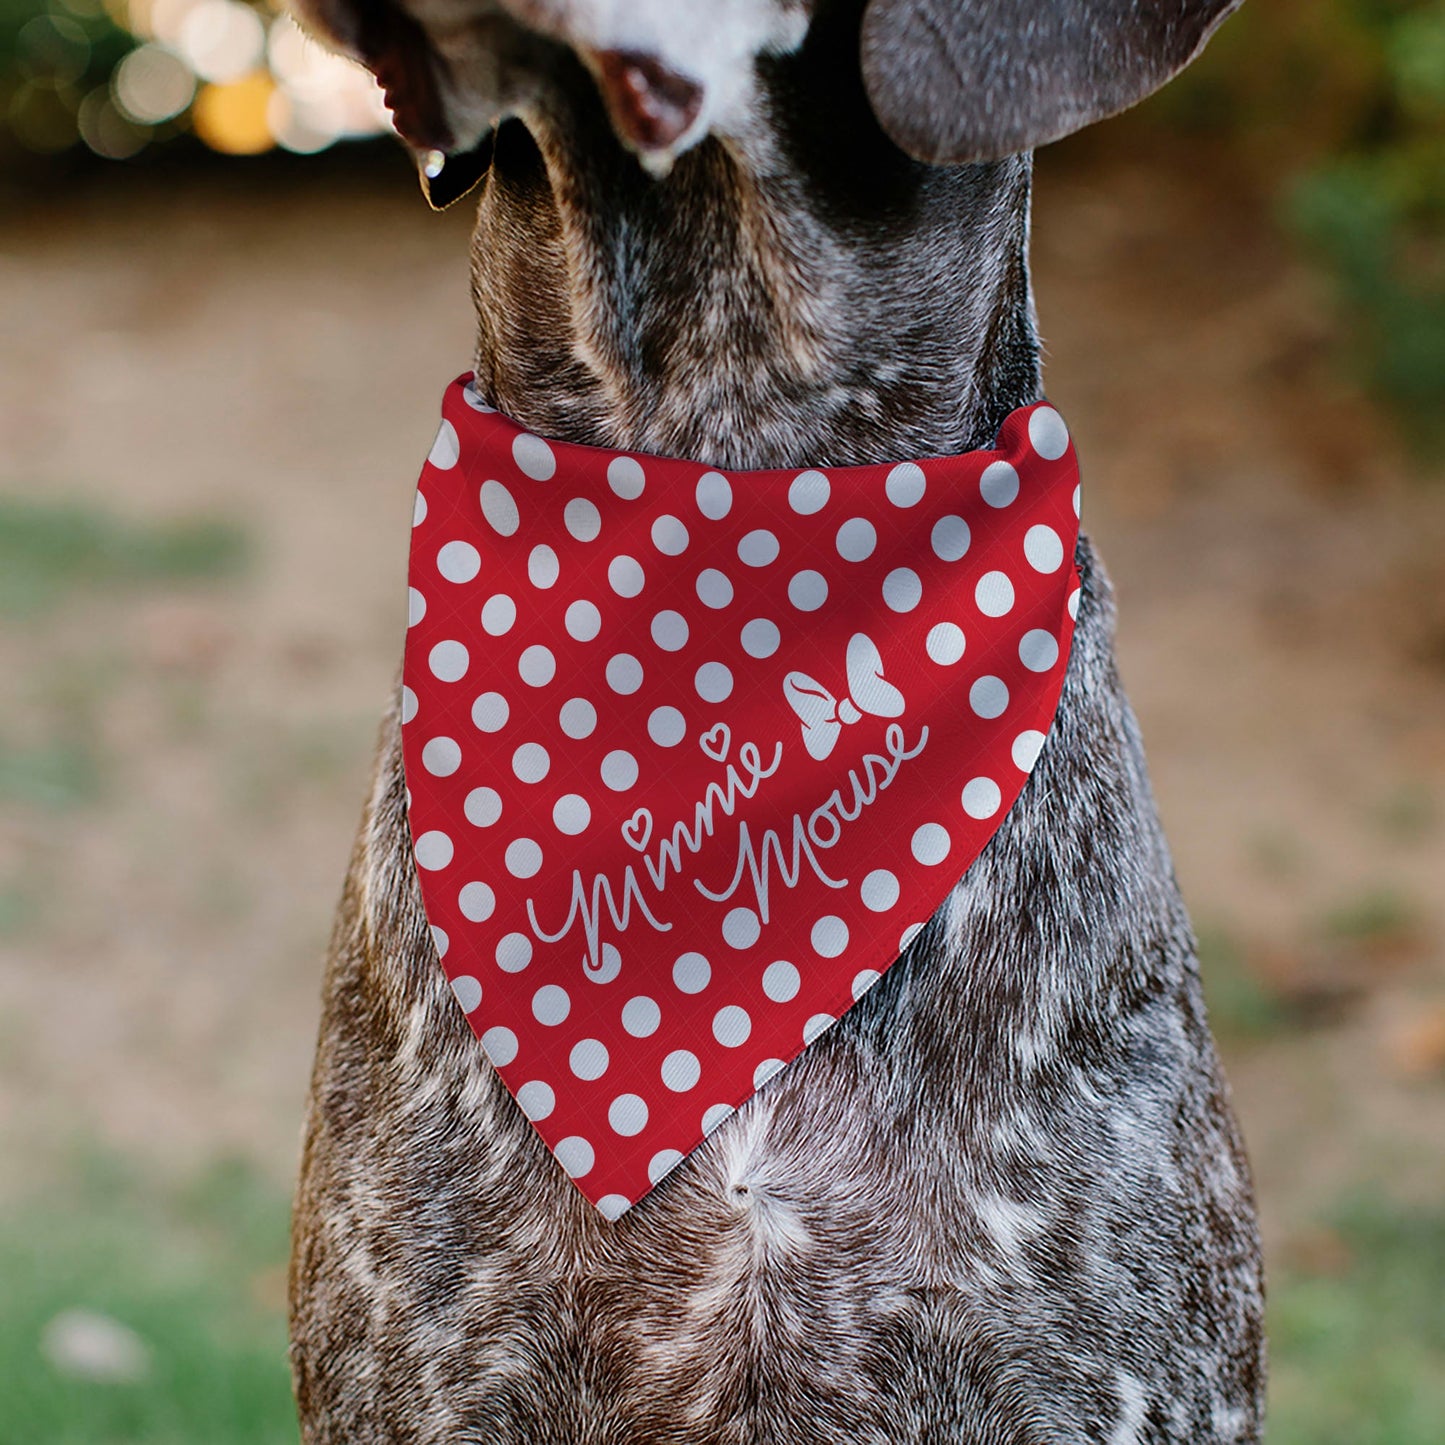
[286,2,1266,1440]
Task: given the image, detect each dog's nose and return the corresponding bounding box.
[592,50,703,153]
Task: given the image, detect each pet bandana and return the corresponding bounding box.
[402,375,1081,1217]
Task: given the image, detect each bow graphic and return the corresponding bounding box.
[783,633,905,761]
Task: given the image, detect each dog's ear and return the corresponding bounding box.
[860,0,1244,165]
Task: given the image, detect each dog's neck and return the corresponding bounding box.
[465,38,1042,471]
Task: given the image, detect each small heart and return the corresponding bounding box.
[622,808,653,851]
[700,723,731,762]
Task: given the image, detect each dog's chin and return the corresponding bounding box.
[416,132,496,209]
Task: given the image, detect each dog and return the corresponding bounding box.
[287,2,1266,1440]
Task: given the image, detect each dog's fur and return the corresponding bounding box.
[287,2,1266,1440]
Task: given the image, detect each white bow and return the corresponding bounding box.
[783,633,905,761]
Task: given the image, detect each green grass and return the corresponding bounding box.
[1269,1198,1445,1445]
[0,1154,298,1445]
[0,496,249,619]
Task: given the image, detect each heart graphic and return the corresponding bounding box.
[622,808,653,852]
[402,375,1080,1217]
[699,723,731,762]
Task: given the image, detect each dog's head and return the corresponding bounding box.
[293,0,1243,203]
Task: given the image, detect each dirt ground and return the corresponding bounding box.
[1,141,1442,1265]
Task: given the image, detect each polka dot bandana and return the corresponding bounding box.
[403,374,1082,1217]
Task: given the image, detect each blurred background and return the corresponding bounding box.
[1,1,1443,1440]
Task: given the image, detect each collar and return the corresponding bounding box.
[402,375,1081,1217]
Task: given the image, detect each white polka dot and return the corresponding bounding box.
[651,514,689,556]
[961,776,1002,819]
[695,472,732,520]
[860,868,899,911]
[471,691,509,733]
[979,460,1020,508]
[450,974,481,1012]
[694,661,733,703]
[662,1050,701,1092]
[900,922,924,950]
[1028,405,1070,460]
[647,706,686,748]
[600,750,638,791]
[496,931,532,971]
[788,470,830,515]
[1019,628,1060,672]
[512,742,550,783]
[969,675,1009,719]
[803,1012,835,1045]
[931,515,971,563]
[461,380,494,412]
[517,1079,554,1120]
[883,568,922,612]
[481,1025,518,1066]
[788,570,828,612]
[506,838,543,878]
[512,432,556,480]
[591,943,621,985]
[559,698,597,739]
[429,640,469,683]
[570,1038,609,1080]
[811,915,848,958]
[554,1135,594,1178]
[740,619,780,659]
[622,995,660,1037]
[481,594,516,636]
[835,517,876,562]
[608,554,644,598]
[926,623,966,666]
[528,543,560,589]
[408,587,427,627]
[565,599,601,642]
[885,462,926,508]
[423,736,461,776]
[609,1093,648,1136]
[518,644,556,686]
[400,685,418,724]
[430,925,448,961]
[553,793,591,835]
[564,497,601,542]
[414,830,453,871]
[465,787,502,827]
[436,539,481,583]
[696,568,734,609]
[479,479,519,536]
[672,951,711,994]
[851,969,881,1000]
[1012,729,1046,772]
[649,1148,684,1182]
[532,984,570,1025]
[607,455,645,500]
[761,960,800,1002]
[738,529,779,567]
[606,653,644,695]
[975,571,1015,617]
[911,822,950,864]
[429,419,460,469]
[1068,587,1081,620]
[722,907,761,949]
[702,1103,735,1134]
[1073,483,1082,518]
[712,1005,752,1047]
[598,1194,632,1231]
[412,491,427,527]
[753,1058,785,1089]
[1024,524,1065,574]
[650,611,689,652]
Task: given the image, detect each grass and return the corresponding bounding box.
[0,1154,298,1445]
[0,495,248,619]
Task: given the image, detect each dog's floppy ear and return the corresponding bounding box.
[860,0,1244,165]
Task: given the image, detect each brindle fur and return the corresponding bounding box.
[288,2,1265,1439]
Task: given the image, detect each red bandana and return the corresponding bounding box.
[402,375,1081,1216]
